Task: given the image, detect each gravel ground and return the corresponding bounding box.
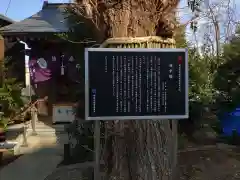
[178,146,240,180]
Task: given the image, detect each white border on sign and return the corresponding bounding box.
[85,48,189,120]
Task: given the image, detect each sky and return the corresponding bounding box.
[0,0,71,21]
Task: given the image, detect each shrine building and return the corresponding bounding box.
[0,2,94,122]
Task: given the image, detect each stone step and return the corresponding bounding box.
[31,123,65,129]
[18,146,63,155]
[27,124,66,132]
[15,133,68,155]
[27,128,65,132]
[26,130,67,138]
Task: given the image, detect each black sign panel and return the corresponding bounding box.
[85,48,188,120]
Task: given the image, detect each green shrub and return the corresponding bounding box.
[0,77,23,124]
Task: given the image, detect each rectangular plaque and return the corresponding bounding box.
[52,104,75,123]
[85,48,188,120]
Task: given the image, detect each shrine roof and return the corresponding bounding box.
[0,14,14,26]
[0,2,71,35]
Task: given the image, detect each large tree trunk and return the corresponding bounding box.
[74,0,179,41]
[72,1,180,179]
[100,37,178,180]
[103,120,178,180]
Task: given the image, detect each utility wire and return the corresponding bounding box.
[5,0,12,15]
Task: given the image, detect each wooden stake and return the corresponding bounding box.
[94,120,101,180]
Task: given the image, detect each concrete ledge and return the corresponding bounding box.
[7,122,68,155]
[13,130,32,155]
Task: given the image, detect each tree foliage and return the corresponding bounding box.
[175,22,215,108]
[213,26,240,112]
[175,19,220,138]
[0,57,23,126]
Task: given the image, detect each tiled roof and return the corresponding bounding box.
[0,14,14,25]
[0,3,71,34]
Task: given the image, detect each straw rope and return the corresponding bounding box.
[100,36,176,48]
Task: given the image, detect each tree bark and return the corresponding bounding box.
[72,1,180,179]
[103,119,177,180]
[101,39,178,180]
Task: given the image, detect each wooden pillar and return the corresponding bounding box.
[0,36,4,86]
[0,36,4,59]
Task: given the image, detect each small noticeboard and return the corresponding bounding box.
[85,48,188,120]
[52,104,75,123]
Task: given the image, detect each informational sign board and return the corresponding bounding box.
[85,48,188,120]
[52,104,75,123]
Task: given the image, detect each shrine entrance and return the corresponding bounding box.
[0,2,93,123]
[28,40,84,121]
